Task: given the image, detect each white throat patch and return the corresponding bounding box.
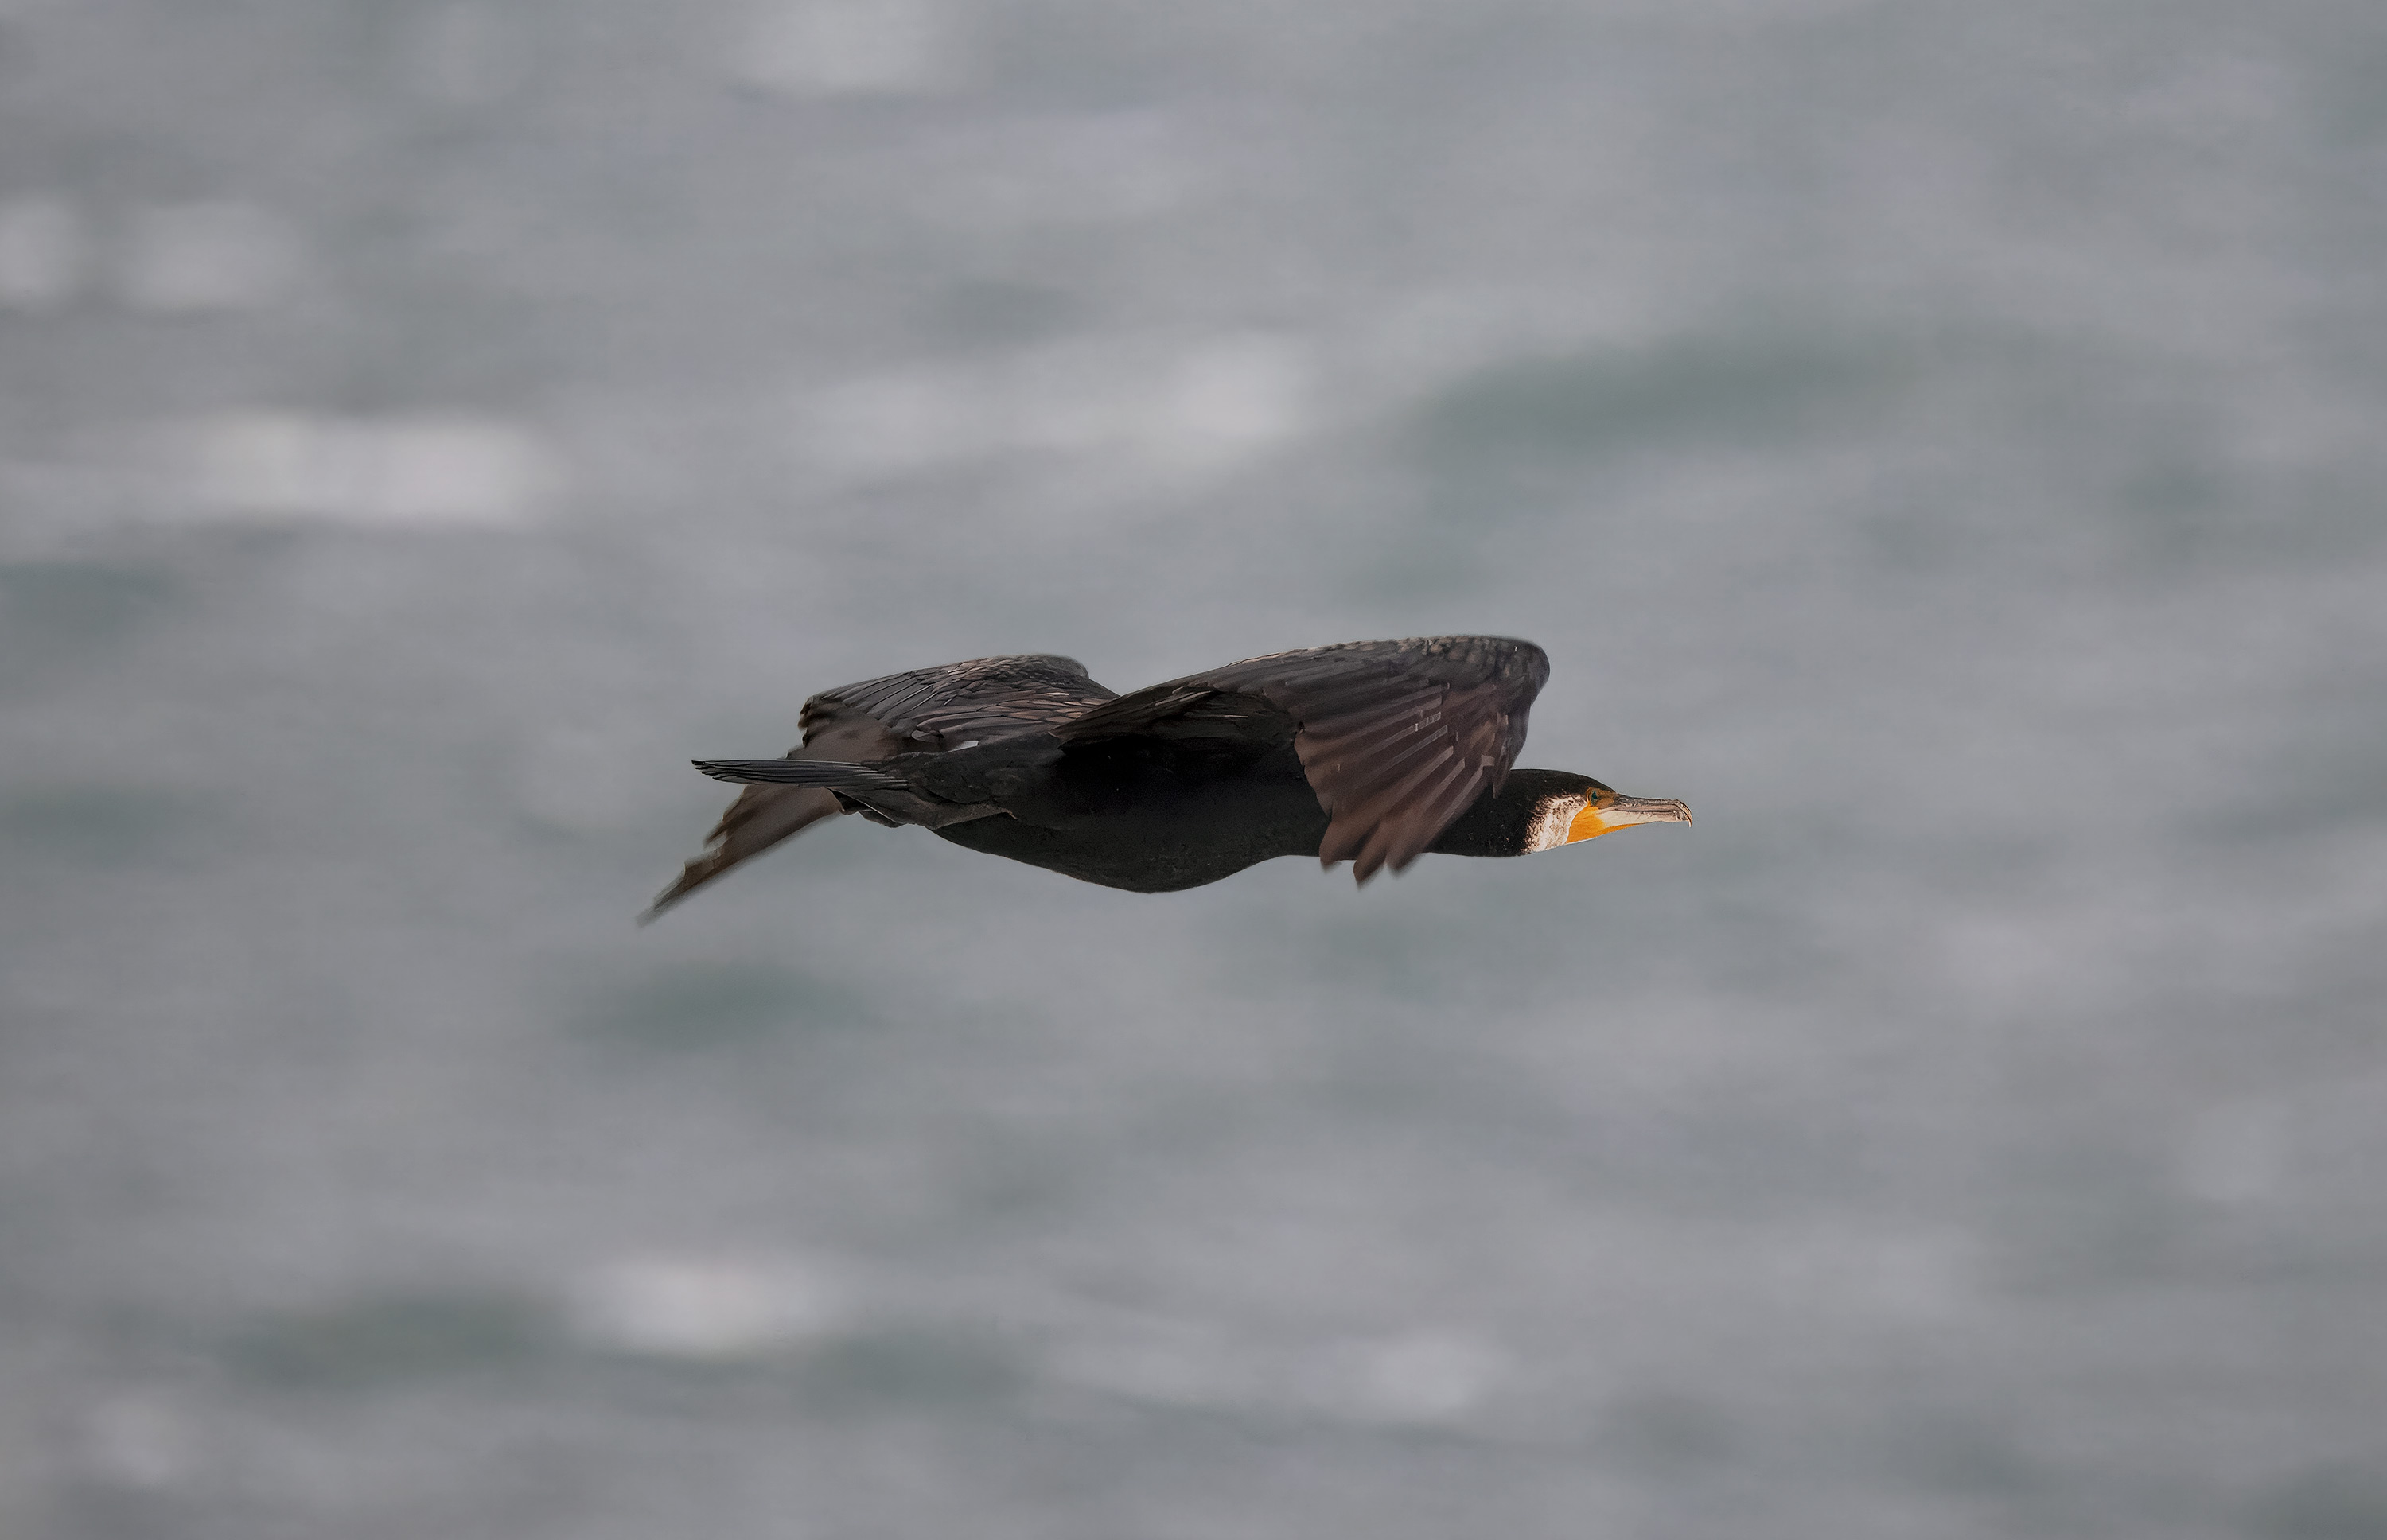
[1523,793,1591,853]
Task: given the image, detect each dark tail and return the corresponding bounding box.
[691,758,910,791]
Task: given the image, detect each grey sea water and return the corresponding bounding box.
[4,2,2385,1535]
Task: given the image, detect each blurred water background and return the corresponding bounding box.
[4,1,2385,1535]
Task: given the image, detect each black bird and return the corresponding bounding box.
[645,636,1688,919]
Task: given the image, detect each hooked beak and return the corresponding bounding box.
[1565,792,1693,843]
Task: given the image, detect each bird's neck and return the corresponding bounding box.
[1426,768,1602,858]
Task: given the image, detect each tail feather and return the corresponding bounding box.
[641,756,915,924]
[691,758,909,790]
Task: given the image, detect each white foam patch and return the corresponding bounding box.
[81,1394,193,1490]
[730,0,955,97]
[798,332,1311,482]
[174,411,563,528]
[0,196,84,311]
[1337,1331,1509,1424]
[1154,334,1313,465]
[1049,1320,1507,1426]
[567,1254,839,1359]
[804,369,996,475]
[117,201,303,314]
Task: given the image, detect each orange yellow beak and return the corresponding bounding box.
[1565,792,1694,843]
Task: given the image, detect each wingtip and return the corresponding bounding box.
[1322,852,1390,887]
[638,870,705,925]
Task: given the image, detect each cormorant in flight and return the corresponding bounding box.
[646,636,1688,919]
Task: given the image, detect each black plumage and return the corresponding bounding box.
[645,637,1687,918]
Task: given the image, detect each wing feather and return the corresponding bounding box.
[649,653,1118,918]
[800,653,1116,750]
[1061,636,1548,880]
[641,784,843,922]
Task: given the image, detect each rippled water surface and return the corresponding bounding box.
[5,2,2385,1536]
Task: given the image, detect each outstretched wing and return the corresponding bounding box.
[641,779,848,924]
[1059,636,1548,882]
[797,653,1116,752]
[644,654,1117,920]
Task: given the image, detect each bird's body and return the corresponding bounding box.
[927,731,1326,892]
[646,637,1688,918]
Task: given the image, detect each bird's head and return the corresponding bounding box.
[1427,768,1691,859]
[1520,773,1695,850]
